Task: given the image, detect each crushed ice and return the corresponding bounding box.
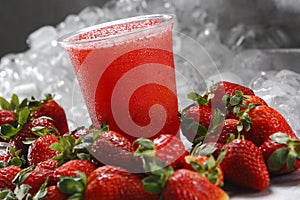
[0,0,299,136]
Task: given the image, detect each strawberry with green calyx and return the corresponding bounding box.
[220,134,270,191]
[222,91,267,119]
[53,160,95,182]
[85,165,159,200]
[0,94,32,142]
[0,146,26,168]
[29,94,69,135]
[0,165,22,190]
[134,138,229,200]
[183,155,225,187]
[7,117,58,159]
[209,81,255,106]
[134,134,187,170]
[237,104,296,146]
[162,169,229,200]
[36,159,58,171]
[260,132,300,174]
[13,165,54,195]
[27,134,59,166]
[50,135,92,167]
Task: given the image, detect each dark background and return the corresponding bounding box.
[0,0,109,58]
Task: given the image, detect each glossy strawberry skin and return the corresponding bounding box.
[85,166,158,200]
[0,110,16,142]
[0,110,15,126]
[163,169,229,200]
[27,135,59,166]
[182,155,224,186]
[153,134,187,169]
[211,81,255,101]
[44,185,68,200]
[260,138,300,174]
[243,105,296,146]
[53,160,95,182]
[9,117,57,157]
[221,139,270,191]
[87,165,131,184]
[0,152,12,165]
[181,105,213,142]
[31,99,69,135]
[91,131,141,172]
[205,119,240,144]
[0,166,22,190]
[23,168,55,194]
[36,159,58,171]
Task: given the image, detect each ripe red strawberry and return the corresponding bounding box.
[0,110,15,126]
[0,152,12,164]
[205,118,240,144]
[162,169,229,200]
[152,134,187,169]
[259,133,300,175]
[44,185,68,200]
[225,94,268,119]
[210,81,255,104]
[27,135,59,166]
[85,166,158,200]
[0,165,22,190]
[240,105,296,146]
[87,165,131,183]
[30,95,69,135]
[36,159,58,171]
[53,160,95,182]
[8,117,57,157]
[181,105,213,142]
[22,167,54,194]
[183,155,224,186]
[220,138,270,191]
[91,130,141,172]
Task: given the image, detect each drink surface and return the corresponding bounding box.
[64,18,179,141]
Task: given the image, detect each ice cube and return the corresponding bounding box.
[78,6,106,26]
[26,26,58,49]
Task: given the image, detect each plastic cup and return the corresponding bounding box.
[59,14,179,141]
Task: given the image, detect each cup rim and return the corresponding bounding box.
[58,13,175,47]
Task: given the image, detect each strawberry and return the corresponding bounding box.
[22,168,55,194]
[210,81,255,106]
[8,117,58,158]
[152,134,187,169]
[181,105,213,142]
[238,105,296,146]
[91,130,141,171]
[85,166,158,200]
[223,92,268,119]
[183,155,224,186]
[30,94,69,135]
[162,169,228,200]
[220,138,270,191]
[259,132,300,174]
[27,135,59,166]
[36,159,58,171]
[0,146,26,168]
[134,134,187,170]
[87,165,132,183]
[53,160,95,182]
[0,110,15,126]
[205,118,240,144]
[0,165,22,190]
[44,185,68,200]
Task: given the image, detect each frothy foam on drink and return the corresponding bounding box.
[75,20,160,41]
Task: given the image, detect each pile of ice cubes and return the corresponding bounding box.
[0,0,300,135]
